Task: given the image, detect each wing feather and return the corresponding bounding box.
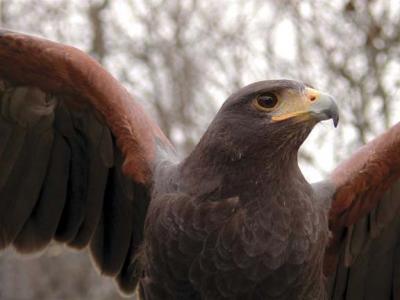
[54,103,89,243]
[0,124,26,191]
[0,30,173,295]
[0,86,55,249]
[13,132,70,252]
[326,122,400,299]
[69,127,109,248]
[89,151,134,276]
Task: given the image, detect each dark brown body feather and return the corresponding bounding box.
[141,178,329,299]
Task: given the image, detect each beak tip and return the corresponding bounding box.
[330,103,339,128]
[333,116,339,128]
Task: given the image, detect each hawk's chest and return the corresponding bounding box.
[234,190,327,268]
[143,186,329,299]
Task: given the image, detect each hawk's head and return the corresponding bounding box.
[181,79,338,196]
[205,80,339,160]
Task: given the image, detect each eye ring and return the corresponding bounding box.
[254,93,278,111]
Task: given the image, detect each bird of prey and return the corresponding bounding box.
[0,30,400,300]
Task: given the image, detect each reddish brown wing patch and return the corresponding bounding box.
[0,30,174,294]
[0,30,171,184]
[324,122,400,274]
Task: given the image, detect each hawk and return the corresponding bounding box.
[1,30,399,299]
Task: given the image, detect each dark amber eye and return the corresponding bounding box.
[255,93,278,111]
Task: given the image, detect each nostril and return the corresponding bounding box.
[309,95,316,102]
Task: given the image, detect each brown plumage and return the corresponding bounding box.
[0,30,400,299]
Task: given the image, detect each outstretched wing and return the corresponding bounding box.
[324,122,400,299]
[0,30,172,294]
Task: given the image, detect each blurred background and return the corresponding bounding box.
[0,0,399,299]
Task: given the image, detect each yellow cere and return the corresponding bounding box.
[271,87,321,122]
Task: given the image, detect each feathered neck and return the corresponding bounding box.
[179,120,313,202]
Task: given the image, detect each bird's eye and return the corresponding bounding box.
[255,93,278,111]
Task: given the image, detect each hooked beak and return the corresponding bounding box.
[308,90,339,127]
[271,87,339,127]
